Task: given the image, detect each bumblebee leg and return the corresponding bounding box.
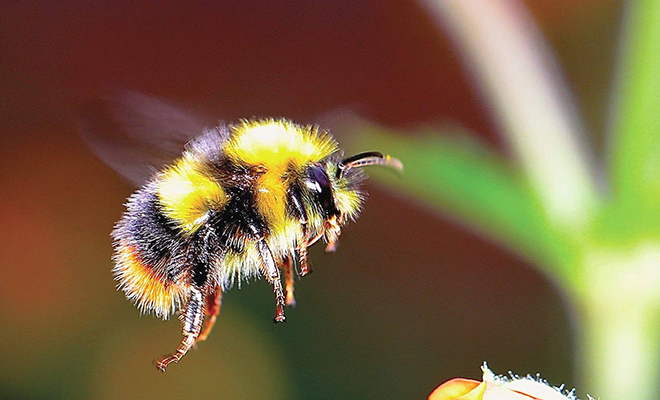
[287,188,312,276]
[298,232,323,276]
[155,287,204,372]
[257,239,286,323]
[198,287,222,342]
[283,255,296,307]
[298,244,312,276]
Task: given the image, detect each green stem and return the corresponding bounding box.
[420,0,597,231]
[576,243,660,400]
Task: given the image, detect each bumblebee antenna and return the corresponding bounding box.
[337,151,403,178]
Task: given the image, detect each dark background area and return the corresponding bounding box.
[0,1,621,399]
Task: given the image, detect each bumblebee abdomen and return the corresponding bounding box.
[112,185,192,318]
[114,240,190,318]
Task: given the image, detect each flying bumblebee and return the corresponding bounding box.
[81,92,402,372]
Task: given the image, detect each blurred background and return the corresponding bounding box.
[0,1,622,399]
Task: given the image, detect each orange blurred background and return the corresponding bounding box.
[0,1,620,399]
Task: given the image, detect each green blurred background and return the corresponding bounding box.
[0,1,620,399]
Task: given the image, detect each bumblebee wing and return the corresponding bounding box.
[79,91,210,186]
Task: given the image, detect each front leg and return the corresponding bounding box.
[257,239,286,323]
[155,287,205,372]
[287,188,312,276]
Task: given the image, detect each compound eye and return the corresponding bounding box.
[306,166,339,217]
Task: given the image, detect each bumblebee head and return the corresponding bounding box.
[302,151,402,251]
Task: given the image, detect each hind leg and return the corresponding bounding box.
[198,287,222,342]
[155,287,204,372]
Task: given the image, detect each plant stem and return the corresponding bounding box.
[420,0,597,231]
[576,243,660,400]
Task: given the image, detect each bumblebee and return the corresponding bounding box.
[81,92,401,372]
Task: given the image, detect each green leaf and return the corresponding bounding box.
[344,121,573,275]
[611,0,660,220]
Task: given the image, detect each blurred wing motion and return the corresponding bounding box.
[79,91,209,186]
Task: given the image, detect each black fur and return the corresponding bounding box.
[113,152,270,290]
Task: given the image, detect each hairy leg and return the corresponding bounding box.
[282,255,296,307]
[155,287,204,372]
[298,244,311,276]
[198,287,222,342]
[257,239,286,323]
